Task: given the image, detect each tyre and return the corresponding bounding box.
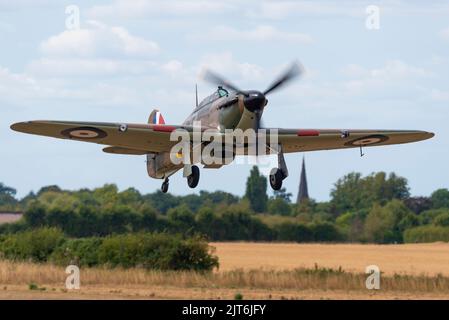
[269,168,283,190]
[161,181,169,193]
[187,165,200,188]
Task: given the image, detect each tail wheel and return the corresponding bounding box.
[269,168,283,191]
[187,165,200,188]
[161,179,169,193]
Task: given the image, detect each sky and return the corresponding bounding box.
[1,0,448,200]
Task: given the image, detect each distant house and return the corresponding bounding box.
[0,212,23,224]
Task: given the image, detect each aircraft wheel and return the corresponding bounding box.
[187,165,200,188]
[161,179,169,193]
[269,168,283,191]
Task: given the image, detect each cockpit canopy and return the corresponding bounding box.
[197,86,229,109]
[218,86,228,97]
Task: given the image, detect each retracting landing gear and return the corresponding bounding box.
[187,165,200,188]
[183,164,200,189]
[269,144,288,191]
[161,178,169,193]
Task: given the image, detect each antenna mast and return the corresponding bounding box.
[195,84,199,107]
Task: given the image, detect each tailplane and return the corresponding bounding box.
[148,109,166,125]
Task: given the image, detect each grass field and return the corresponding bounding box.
[1,242,449,299]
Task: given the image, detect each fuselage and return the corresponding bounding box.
[182,87,266,132]
[147,87,268,179]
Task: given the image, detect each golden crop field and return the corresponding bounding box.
[0,242,449,300]
[212,242,449,276]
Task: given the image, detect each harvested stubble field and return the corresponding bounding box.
[1,242,449,299]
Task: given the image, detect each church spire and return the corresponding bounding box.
[297,156,309,204]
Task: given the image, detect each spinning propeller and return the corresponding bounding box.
[202,61,304,132]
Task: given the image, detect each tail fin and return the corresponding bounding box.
[148,109,166,125]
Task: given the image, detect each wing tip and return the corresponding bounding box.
[10,120,49,133]
[422,131,435,140]
[10,121,31,132]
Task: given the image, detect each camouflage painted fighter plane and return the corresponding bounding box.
[11,62,434,193]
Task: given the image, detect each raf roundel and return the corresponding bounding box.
[61,127,107,139]
[345,134,388,147]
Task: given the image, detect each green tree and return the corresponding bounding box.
[273,188,292,203]
[244,166,268,213]
[433,212,449,227]
[167,205,196,233]
[331,172,409,215]
[36,185,62,197]
[267,198,291,216]
[23,200,47,227]
[364,200,416,243]
[0,182,18,209]
[431,189,449,209]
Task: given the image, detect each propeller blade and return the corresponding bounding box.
[201,69,244,94]
[263,61,303,96]
[254,109,262,156]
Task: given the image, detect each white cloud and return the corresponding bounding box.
[40,21,159,58]
[190,25,312,44]
[88,0,234,19]
[247,0,449,20]
[281,60,433,103]
[440,27,449,40]
[247,1,365,20]
[0,21,14,32]
[28,58,159,77]
[0,66,42,103]
[430,89,449,102]
[197,52,266,83]
[162,60,183,73]
[341,60,431,82]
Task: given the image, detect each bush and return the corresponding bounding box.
[310,222,342,242]
[431,189,449,209]
[276,223,313,242]
[50,238,103,267]
[404,226,449,243]
[0,229,219,271]
[267,198,291,216]
[0,227,64,262]
[96,233,218,271]
[433,212,449,227]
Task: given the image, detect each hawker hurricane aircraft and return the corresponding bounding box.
[11,62,434,193]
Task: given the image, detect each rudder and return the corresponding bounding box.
[148,109,165,125]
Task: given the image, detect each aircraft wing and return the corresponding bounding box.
[272,128,434,153]
[10,120,212,154]
[11,121,434,155]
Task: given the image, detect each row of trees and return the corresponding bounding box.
[1,168,449,243]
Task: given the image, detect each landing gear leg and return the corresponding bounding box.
[269,144,288,191]
[161,178,169,193]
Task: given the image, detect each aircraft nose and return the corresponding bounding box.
[243,91,267,112]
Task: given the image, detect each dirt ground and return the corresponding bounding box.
[1,285,448,300]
